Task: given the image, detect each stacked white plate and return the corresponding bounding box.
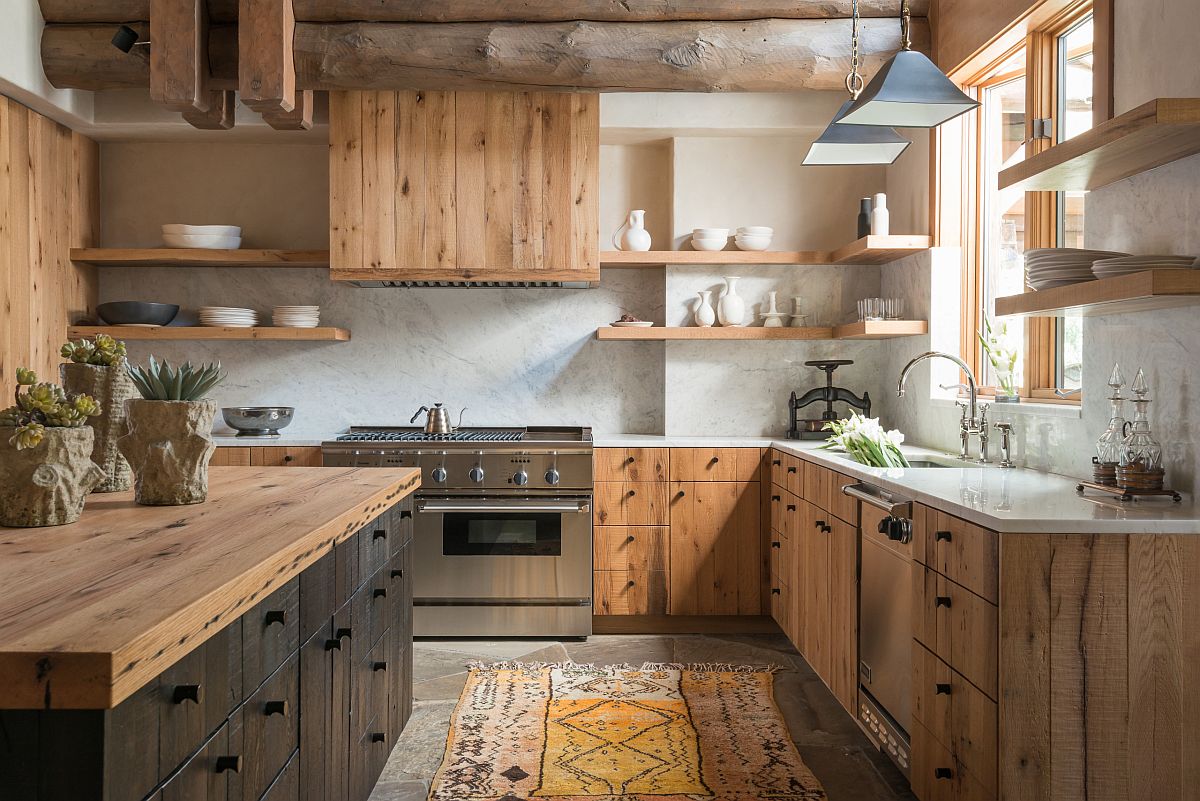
[162,224,242,250]
[199,306,259,327]
[1091,254,1198,279]
[272,305,320,328]
[1024,248,1128,289]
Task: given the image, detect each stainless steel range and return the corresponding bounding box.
[322,425,593,638]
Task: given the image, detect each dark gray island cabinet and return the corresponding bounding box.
[0,466,420,801]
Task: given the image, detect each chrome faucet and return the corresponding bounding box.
[897,351,991,462]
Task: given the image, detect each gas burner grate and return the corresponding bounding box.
[337,430,524,442]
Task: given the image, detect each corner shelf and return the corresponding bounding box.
[998,98,1200,191]
[70,248,331,268]
[67,326,351,341]
[599,235,931,268]
[595,320,927,341]
[994,270,1200,317]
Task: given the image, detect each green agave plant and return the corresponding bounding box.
[0,368,102,450]
[127,355,226,401]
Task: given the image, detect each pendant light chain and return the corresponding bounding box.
[901,0,912,51]
[845,0,865,99]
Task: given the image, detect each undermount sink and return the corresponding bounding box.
[902,459,958,469]
[827,451,962,469]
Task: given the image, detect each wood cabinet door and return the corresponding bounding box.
[330,91,599,282]
[829,517,858,715]
[668,482,760,615]
[593,570,669,615]
[251,447,323,467]
[802,500,832,682]
[211,447,251,467]
[669,448,761,483]
[593,482,670,526]
[594,448,669,482]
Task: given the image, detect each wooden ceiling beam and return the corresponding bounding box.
[149,0,210,113]
[182,89,237,129]
[239,0,296,113]
[38,0,928,23]
[260,89,315,130]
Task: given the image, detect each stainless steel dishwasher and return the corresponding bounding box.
[842,482,915,777]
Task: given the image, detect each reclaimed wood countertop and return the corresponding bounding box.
[0,466,420,710]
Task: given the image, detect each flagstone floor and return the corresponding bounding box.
[369,633,916,801]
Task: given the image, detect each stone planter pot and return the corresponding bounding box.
[118,399,217,506]
[60,362,138,492]
[0,427,105,527]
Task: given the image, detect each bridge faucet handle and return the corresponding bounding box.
[977,403,990,427]
[954,400,969,423]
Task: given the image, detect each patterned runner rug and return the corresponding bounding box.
[428,661,828,801]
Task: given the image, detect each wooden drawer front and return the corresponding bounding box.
[923,509,999,604]
[912,643,997,797]
[350,717,391,801]
[251,446,323,467]
[594,526,667,571]
[913,567,998,700]
[669,447,760,482]
[350,576,391,665]
[769,450,787,490]
[386,625,414,747]
[391,497,415,555]
[594,448,668,482]
[352,638,390,743]
[259,749,300,801]
[158,719,233,801]
[386,546,414,653]
[593,482,669,526]
[298,626,334,801]
[358,517,392,587]
[769,580,791,634]
[594,569,668,615]
[781,494,801,541]
[769,489,785,534]
[300,553,336,643]
[211,447,251,467]
[243,577,300,695]
[784,454,804,496]
[911,721,995,801]
[803,462,835,513]
[770,531,792,593]
[159,624,242,777]
[240,652,300,801]
[830,472,857,525]
[334,530,360,608]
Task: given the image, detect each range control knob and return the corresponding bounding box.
[545,468,561,486]
[431,466,447,483]
[469,466,485,484]
[513,470,529,486]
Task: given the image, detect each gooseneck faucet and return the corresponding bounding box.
[897,351,991,463]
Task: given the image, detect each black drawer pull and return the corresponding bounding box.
[626,534,636,542]
[283,454,294,463]
[372,661,388,672]
[934,768,953,780]
[627,489,637,497]
[215,756,242,774]
[627,579,636,588]
[336,627,352,640]
[264,700,289,717]
[771,588,781,595]
[709,456,720,464]
[371,732,386,744]
[935,683,952,695]
[373,587,387,600]
[786,504,796,511]
[772,541,781,549]
[771,495,780,501]
[819,523,832,534]
[172,684,203,705]
[787,466,797,474]
[676,490,686,498]
[935,596,952,608]
[325,638,342,651]
[936,530,952,542]
[373,529,388,541]
[264,610,286,627]
[772,459,781,466]
[399,509,413,519]
[391,568,404,579]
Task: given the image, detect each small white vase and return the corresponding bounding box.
[790,296,808,327]
[694,290,717,327]
[612,209,652,252]
[871,193,889,236]
[717,277,745,327]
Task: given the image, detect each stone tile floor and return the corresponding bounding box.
[370,634,915,801]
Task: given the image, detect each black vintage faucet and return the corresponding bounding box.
[787,360,872,440]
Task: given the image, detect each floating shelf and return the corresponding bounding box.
[70,248,331,268]
[599,236,931,268]
[595,321,927,341]
[995,270,1200,318]
[68,326,351,341]
[998,98,1200,191]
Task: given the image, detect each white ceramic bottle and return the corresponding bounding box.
[717,277,745,326]
[694,290,717,327]
[870,193,889,236]
[613,209,652,251]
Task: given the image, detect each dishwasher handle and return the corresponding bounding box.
[841,483,913,518]
[417,499,591,514]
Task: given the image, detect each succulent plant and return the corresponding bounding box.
[127,356,225,401]
[1,368,102,450]
[61,334,128,367]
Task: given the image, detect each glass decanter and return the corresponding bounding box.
[1095,363,1128,466]
[1119,368,1163,472]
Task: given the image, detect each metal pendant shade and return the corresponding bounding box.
[837,48,980,129]
[803,100,912,165]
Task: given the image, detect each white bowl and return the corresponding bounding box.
[162,224,242,236]
[737,226,774,236]
[734,235,772,252]
[163,233,243,249]
[692,228,729,237]
[691,237,729,252]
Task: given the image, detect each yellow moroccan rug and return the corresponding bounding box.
[428,661,827,801]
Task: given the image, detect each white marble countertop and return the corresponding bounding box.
[211,434,329,447]
[594,434,1200,534]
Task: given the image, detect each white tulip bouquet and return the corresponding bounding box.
[821,413,910,468]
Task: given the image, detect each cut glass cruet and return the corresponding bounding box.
[1119,368,1164,477]
[1095,363,1128,466]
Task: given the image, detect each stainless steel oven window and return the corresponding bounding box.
[441,512,563,556]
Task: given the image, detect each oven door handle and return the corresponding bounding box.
[416,499,592,514]
[841,483,913,518]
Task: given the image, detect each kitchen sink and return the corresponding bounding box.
[827,452,962,469]
[903,459,959,469]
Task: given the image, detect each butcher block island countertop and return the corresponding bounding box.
[0,466,420,710]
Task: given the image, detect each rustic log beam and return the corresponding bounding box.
[149,0,210,112]
[260,89,315,129]
[43,18,929,93]
[182,89,237,128]
[239,0,297,112]
[37,0,928,23]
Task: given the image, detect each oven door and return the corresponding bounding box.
[413,495,593,605]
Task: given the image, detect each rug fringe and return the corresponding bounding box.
[466,659,780,674]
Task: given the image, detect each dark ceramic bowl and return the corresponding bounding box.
[97,301,180,327]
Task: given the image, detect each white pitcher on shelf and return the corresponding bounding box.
[612,209,652,252]
[717,277,745,326]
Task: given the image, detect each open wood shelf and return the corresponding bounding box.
[599,235,931,268]
[70,248,331,268]
[595,320,927,341]
[68,326,351,341]
[998,98,1200,191]
[995,270,1200,318]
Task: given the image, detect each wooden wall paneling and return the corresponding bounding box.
[361,92,395,271]
[0,98,27,401]
[395,91,427,270]
[329,91,364,272]
[484,93,516,270]
[426,91,457,270]
[571,94,599,277]
[454,92,488,272]
[27,109,51,380]
[513,93,544,270]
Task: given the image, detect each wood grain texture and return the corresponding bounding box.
[238,0,297,113]
[593,448,669,482]
[210,446,252,466]
[930,510,999,604]
[70,248,329,267]
[68,326,351,341]
[668,447,761,483]
[592,481,670,526]
[995,269,1200,319]
[329,91,364,273]
[593,526,668,572]
[149,0,211,114]
[829,516,857,715]
[593,570,668,615]
[0,467,420,709]
[668,481,760,615]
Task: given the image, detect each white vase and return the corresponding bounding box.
[761,291,784,327]
[694,290,717,327]
[717,277,745,327]
[612,209,652,251]
[790,296,808,327]
[871,193,889,236]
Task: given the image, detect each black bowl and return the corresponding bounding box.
[97,301,180,326]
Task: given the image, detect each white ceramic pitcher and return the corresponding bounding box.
[612,209,652,251]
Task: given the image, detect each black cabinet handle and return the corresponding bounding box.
[936,530,952,542]
[391,568,404,579]
[709,456,720,464]
[676,490,686,498]
[283,454,294,463]
[172,684,203,705]
[818,523,832,534]
[627,489,637,497]
[215,756,242,774]
[772,541,781,549]
[786,504,796,512]
[371,732,386,744]
[935,596,952,608]
[626,579,636,588]
[787,466,797,474]
[373,661,388,672]
[399,509,413,519]
[264,700,289,717]
[935,683,952,695]
[264,610,286,627]
[373,587,387,600]
[373,529,388,541]
[625,456,635,465]
[771,588,781,595]
[771,495,780,501]
[934,768,953,780]
[336,627,352,640]
[772,459,781,466]
[626,534,636,542]
[325,638,342,651]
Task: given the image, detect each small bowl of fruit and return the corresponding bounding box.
[610,314,653,327]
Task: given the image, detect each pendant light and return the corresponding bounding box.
[803,0,911,165]
[838,0,979,128]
